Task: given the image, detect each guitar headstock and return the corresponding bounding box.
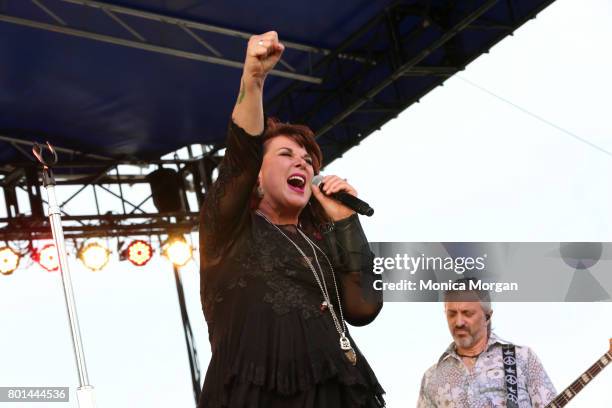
[609,338,612,353]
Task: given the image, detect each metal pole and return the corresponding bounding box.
[33,143,97,408]
[172,264,201,405]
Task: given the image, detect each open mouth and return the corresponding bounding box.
[287,174,306,193]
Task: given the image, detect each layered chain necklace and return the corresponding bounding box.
[255,210,357,366]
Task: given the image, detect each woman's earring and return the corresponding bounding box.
[256,185,264,198]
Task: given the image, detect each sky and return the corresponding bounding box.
[1,0,611,407]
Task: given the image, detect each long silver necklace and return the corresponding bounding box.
[255,210,357,366]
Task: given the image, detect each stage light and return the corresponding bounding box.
[164,236,192,267]
[126,240,153,266]
[38,244,59,272]
[0,246,20,275]
[79,242,110,271]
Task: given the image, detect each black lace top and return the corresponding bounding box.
[198,120,386,408]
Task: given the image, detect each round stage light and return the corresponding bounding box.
[126,240,153,266]
[164,237,192,267]
[79,242,110,271]
[38,244,59,272]
[0,246,20,275]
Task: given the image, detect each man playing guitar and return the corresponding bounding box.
[417,278,556,407]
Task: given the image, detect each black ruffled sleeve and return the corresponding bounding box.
[323,214,383,326]
[200,120,264,267]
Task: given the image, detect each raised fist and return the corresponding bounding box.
[243,31,285,82]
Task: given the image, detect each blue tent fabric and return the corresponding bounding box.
[0,0,556,167]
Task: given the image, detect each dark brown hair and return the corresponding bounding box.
[253,118,330,233]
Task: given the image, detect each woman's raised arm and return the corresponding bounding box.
[200,32,284,264]
[232,31,284,135]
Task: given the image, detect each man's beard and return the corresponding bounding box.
[453,328,475,348]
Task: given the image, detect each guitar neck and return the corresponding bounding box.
[546,351,612,408]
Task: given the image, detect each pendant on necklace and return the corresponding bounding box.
[320,300,329,312]
[339,334,357,366]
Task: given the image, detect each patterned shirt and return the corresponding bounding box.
[417,332,556,408]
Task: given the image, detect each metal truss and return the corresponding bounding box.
[266,0,556,163]
[0,0,328,83]
[0,149,223,241]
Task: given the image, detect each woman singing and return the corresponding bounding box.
[199,31,385,408]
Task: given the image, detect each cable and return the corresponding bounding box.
[457,75,612,158]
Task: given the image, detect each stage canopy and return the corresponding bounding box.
[0,0,556,167]
[0,0,557,239]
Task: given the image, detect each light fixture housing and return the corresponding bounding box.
[164,236,192,267]
[79,242,110,271]
[125,240,154,267]
[37,244,59,272]
[0,246,20,275]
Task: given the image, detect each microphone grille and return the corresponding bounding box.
[311,174,324,186]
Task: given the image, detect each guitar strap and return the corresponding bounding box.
[502,344,519,408]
